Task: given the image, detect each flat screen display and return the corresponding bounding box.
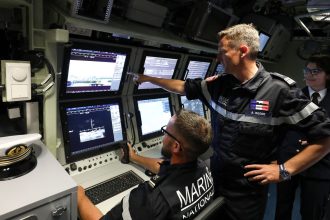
[214,63,225,75]
[259,32,270,52]
[184,58,212,80]
[60,98,126,163]
[180,96,205,118]
[60,41,130,98]
[137,51,180,91]
[134,95,173,140]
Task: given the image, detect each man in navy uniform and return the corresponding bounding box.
[275,54,330,220]
[77,109,214,220]
[130,24,330,220]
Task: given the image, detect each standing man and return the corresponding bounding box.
[130,24,330,220]
[77,109,214,220]
[275,54,330,220]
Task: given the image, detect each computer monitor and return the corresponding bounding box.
[134,94,173,141]
[259,32,270,52]
[136,51,180,93]
[60,40,131,99]
[183,56,212,80]
[59,98,126,163]
[184,1,238,45]
[179,96,206,118]
[213,63,225,75]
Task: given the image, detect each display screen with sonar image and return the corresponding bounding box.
[137,51,180,91]
[60,41,131,98]
[180,96,206,118]
[67,49,126,93]
[184,59,211,79]
[214,63,225,75]
[134,95,173,140]
[60,99,125,163]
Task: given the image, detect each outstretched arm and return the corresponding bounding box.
[77,186,103,220]
[129,73,186,95]
[127,143,163,174]
[244,137,330,184]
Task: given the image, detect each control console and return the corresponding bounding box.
[63,150,120,176]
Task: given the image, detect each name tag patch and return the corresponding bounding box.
[248,100,270,116]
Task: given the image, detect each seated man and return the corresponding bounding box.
[77,109,214,220]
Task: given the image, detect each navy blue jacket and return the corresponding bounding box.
[185,63,330,187]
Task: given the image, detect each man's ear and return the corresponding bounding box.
[239,45,249,58]
[172,142,182,153]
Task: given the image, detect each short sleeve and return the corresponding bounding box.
[184,78,204,100]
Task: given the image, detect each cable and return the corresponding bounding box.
[44,57,55,83]
[33,57,56,95]
[128,112,136,148]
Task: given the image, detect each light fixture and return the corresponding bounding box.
[307,0,330,22]
[294,0,330,37]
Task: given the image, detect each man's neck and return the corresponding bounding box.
[170,155,194,165]
[234,62,259,83]
[309,86,326,92]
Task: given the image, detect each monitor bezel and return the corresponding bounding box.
[135,50,181,94]
[59,40,131,99]
[133,94,174,141]
[59,98,127,163]
[182,56,213,80]
[178,95,207,118]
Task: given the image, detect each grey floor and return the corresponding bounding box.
[263,183,301,220]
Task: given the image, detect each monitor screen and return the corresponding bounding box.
[60,41,131,99]
[60,98,126,163]
[134,95,173,140]
[259,32,270,52]
[183,57,212,80]
[137,51,180,91]
[180,96,206,118]
[214,63,225,75]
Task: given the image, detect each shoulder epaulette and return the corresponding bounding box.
[270,72,296,86]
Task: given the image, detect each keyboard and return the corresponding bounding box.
[86,170,144,204]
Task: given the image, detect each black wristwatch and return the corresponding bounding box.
[279,164,291,181]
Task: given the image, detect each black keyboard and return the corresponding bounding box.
[86,171,144,204]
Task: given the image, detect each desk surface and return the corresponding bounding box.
[0,141,77,219]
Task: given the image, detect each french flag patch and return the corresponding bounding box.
[250,100,269,111]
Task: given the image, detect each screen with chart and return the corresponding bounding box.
[60,98,126,163]
[60,41,130,98]
[183,57,212,79]
[134,95,173,140]
[213,63,225,75]
[137,51,180,92]
[180,96,206,118]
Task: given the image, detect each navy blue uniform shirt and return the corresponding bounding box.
[185,63,330,189]
[101,159,213,220]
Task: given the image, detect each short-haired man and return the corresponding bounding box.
[130,24,330,219]
[77,109,214,220]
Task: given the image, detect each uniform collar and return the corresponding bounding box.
[236,62,267,93]
[159,160,198,175]
[308,87,327,102]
